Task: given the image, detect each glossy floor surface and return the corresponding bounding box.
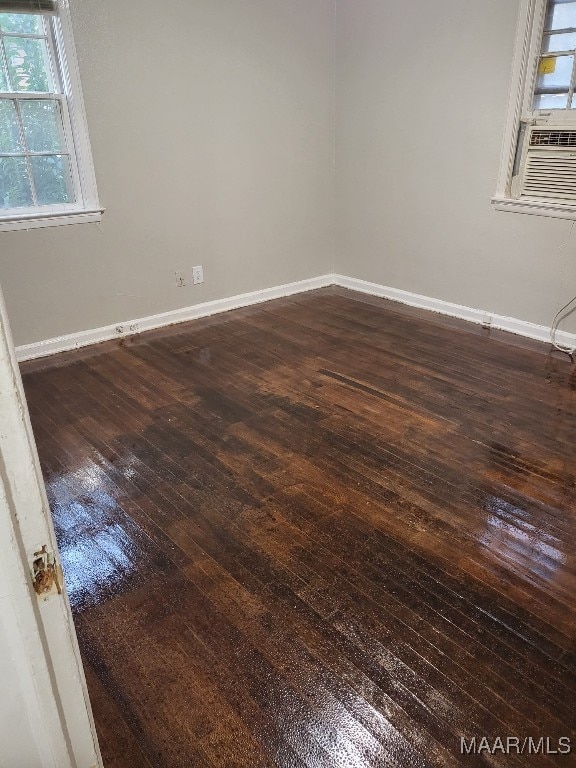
[21,288,576,767]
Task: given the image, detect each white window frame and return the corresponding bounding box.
[493,0,576,220]
[0,0,102,232]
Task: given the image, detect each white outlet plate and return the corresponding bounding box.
[193,265,204,285]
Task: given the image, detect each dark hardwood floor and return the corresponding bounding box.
[21,287,576,767]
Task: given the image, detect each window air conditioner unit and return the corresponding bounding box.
[516,126,576,202]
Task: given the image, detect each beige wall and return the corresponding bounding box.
[335,0,576,332]
[4,0,576,348]
[0,0,335,346]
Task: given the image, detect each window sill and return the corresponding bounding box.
[0,209,104,233]
[492,196,576,220]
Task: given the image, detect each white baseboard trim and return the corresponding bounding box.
[16,272,574,362]
[333,274,576,351]
[16,274,335,362]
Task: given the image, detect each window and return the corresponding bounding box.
[494,0,576,218]
[0,0,100,231]
[534,1,576,111]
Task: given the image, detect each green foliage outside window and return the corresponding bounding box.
[0,12,72,210]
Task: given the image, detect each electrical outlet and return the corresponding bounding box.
[175,271,186,288]
[192,265,204,285]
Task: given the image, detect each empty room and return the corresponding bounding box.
[1,0,576,766]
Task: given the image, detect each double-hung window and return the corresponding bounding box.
[494,0,576,218]
[0,0,100,231]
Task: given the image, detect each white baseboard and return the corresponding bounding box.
[333,274,576,351]
[15,274,335,362]
[16,271,573,362]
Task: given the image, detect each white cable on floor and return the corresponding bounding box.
[550,295,576,360]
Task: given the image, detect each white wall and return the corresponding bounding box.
[0,0,335,347]
[335,0,576,333]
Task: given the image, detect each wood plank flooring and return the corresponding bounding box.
[20,287,576,767]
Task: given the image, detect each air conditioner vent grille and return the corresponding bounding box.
[529,129,576,147]
[521,152,576,200]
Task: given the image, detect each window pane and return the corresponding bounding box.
[546,1,576,31]
[0,100,23,152]
[4,37,53,92]
[534,92,569,109]
[30,155,73,205]
[0,12,43,35]
[542,32,576,53]
[20,99,64,152]
[0,156,33,208]
[536,54,574,90]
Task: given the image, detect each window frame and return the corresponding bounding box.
[493,0,576,219]
[0,0,102,232]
